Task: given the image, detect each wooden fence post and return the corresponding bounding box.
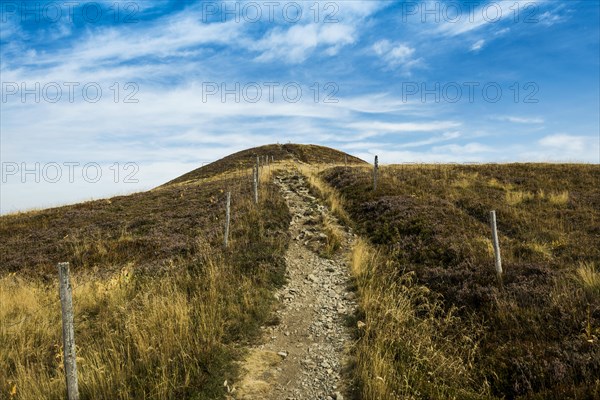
[253,167,259,205]
[256,156,260,184]
[489,210,503,277]
[224,192,231,247]
[58,262,79,400]
[373,155,379,191]
[344,154,347,166]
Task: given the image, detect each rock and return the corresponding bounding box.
[307,274,319,283]
[333,392,344,400]
[278,351,288,358]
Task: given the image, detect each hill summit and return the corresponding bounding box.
[165,143,365,185]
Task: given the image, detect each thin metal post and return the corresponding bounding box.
[489,210,503,277]
[224,192,231,247]
[373,155,379,190]
[253,167,259,204]
[58,262,79,400]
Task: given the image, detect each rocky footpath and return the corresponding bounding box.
[232,172,357,400]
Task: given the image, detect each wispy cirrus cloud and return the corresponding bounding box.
[434,0,548,37]
[346,121,462,140]
[492,115,545,124]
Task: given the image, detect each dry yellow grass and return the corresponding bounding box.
[577,262,600,297]
[0,256,247,399]
[0,162,290,399]
[527,242,553,259]
[232,350,283,399]
[549,190,570,205]
[575,262,600,341]
[452,172,478,188]
[488,178,514,191]
[322,218,343,257]
[349,239,484,399]
[505,190,534,205]
[297,163,350,224]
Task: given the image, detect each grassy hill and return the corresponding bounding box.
[315,163,600,399]
[166,143,365,185]
[1,146,598,399]
[0,144,357,399]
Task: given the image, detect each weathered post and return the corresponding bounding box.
[256,156,260,184]
[253,166,259,205]
[224,192,231,247]
[344,154,347,166]
[373,155,379,191]
[489,210,503,277]
[58,262,79,400]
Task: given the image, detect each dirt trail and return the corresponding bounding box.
[232,171,357,400]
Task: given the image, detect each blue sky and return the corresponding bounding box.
[1,0,599,213]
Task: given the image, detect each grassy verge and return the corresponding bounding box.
[316,163,599,399]
[0,167,290,399]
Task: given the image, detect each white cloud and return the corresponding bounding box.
[538,10,564,26]
[397,131,461,148]
[495,27,511,36]
[372,39,423,74]
[435,0,548,37]
[348,120,461,135]
[331,93,421,114]
[492,116,545,124]
[250,1,387,63]
[64,17,243,64]
[433,142,494,155]
[373,40,414,63]
[253,23,356,63]
[538,134,597,155]
[351,145,491,164]
[470,39,485,51]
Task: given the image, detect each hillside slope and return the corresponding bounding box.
[0,144,361,277]
[0,144,358,399]
[318,162,600,399]
[2,146,598,400]
[166,143,365,186]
